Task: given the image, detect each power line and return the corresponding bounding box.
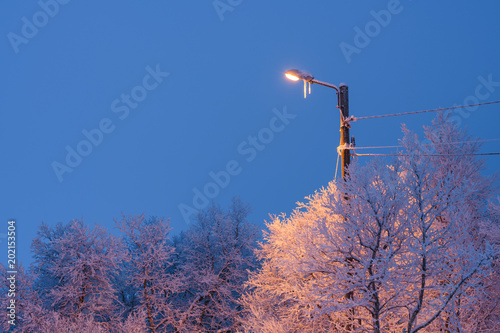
[349,145,401,150]
[352,100,500,121]
[348,138,500,151]
[354,152,500,157]
[334,149,340,181]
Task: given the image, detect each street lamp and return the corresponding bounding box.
[285,69,351,180]
[286,69,355,329]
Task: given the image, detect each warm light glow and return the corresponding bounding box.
[285,69,314,98]
[285,73,300,81]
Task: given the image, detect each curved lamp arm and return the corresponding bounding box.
[285,69,339,92]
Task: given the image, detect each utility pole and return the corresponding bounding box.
[339,84,350,180]
[338,84,357,332]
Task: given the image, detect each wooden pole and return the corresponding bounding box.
[339,84,350,179]
[339,84,357,331]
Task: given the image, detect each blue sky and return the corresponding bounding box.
[1,1,500,266]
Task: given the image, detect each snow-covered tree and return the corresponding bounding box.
[242,115,499,332]
[115,214,180,332]
[30,219,123,330]
[418,114,500,332]
[175,197,258,332]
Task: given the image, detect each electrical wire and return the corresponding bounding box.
[334,152,340,180]
[348,138,500,151]
[334,101,500,167]
[348,145,401,150]
[353,100,500,121]
[354,152,500,157]
[334,141,340,180]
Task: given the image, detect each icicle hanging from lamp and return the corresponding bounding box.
[303,80,311,99]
